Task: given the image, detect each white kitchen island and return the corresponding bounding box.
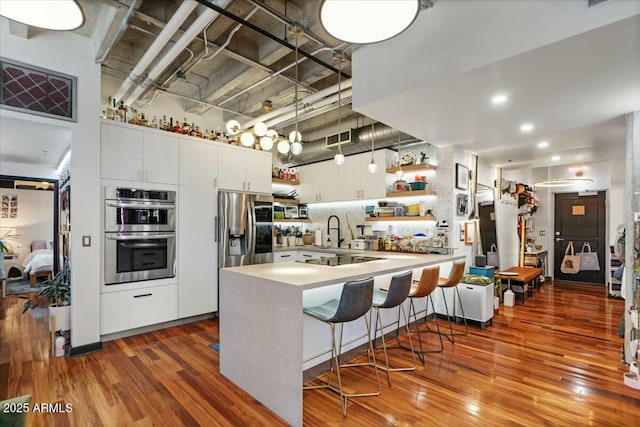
[219,251,465,426]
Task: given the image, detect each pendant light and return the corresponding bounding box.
[395,130,404,179]
[334,53,345,166]
[289,27,304,155]
[367,122,378,173]
[0,0,85,31]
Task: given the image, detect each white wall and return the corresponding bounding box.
[1,19,102,349]
[0,188,53,264]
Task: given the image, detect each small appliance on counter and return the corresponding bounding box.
[298,205,309,219]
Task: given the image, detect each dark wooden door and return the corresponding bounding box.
[554,191,606,284]
[479,202,497,257]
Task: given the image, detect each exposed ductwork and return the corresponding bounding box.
[279,123,421,166]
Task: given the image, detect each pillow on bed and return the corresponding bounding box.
[31,240,47,251]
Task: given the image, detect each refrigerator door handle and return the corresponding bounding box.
[247,196,255,264]
[214,215,218,243]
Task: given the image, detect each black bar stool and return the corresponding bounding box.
[303,277,381,416]
[371,270,416,385]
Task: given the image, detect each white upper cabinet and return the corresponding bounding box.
[101,121,179,184]
[358,150,388,200]
[179,138,218,188]
[298,161,339,203]
[217,144,271,194]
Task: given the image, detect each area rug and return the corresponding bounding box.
[209,342,220,352]
[4,279,47,296]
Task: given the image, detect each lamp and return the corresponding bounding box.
[334,53,345,166]
[320,0,419,44]
[0,0,84,31]
[288,27,304,156]
[367,122,378,173]
[533,178,593,188]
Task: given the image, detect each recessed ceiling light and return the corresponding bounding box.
[537,141,549,148]
[491,94,508,105]
[520,123,534,133]
[551,155,560,161]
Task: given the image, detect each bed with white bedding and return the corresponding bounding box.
[22,244,54,286]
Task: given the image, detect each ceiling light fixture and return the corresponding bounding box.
[491,94,508,105]
[334,53,345,166]
[551,155,560,161]
[0,0,84,30]
[533,178,593,188]
[320,0,420,44]
[288,26,303,156]
[520,123,534,132]
[537,141,549,148]
[367,122,378,174]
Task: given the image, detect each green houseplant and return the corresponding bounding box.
[23,259,71,332]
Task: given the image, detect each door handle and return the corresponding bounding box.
[555,238,564,242]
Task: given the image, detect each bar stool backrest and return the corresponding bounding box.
[440,261,466,288]
[328,277,374,323]
[378,271,412,308]
[411,266,440,298]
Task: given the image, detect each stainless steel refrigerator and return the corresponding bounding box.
[218,191,273,268]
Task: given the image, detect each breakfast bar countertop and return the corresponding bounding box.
[221,251,464,291]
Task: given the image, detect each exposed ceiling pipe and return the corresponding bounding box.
[280,123,421,167]
[265,89,352,128]
[113,0,198,102]
[125,1,233,106]
[217,45,341,107]
[242,78,352,128]
[94,0,141,63]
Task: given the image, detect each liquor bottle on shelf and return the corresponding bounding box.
[150,116,159,129]
[189,123,197,137]
[172,118,182,133]
[117,101,127,122]
[139,113,149,127]
[181,118,190,134]
[106,97,116,120]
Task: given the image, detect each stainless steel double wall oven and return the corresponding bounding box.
[104,187,176,285]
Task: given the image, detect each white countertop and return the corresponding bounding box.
[221,251,464,291]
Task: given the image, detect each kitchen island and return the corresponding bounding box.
[219,251,465,426]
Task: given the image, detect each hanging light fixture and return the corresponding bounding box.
[0,0,85,31]
[395,130,404,179]
[367,122,378,173]
[334,53,345,166]
[320,0,420,44]
[288,26,304,156]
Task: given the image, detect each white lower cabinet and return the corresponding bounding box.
[296,251,334,261]
[274,251,296,263]
[101,284,178,335]
[455,282,494,328]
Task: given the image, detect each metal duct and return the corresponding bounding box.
[279,123,421,166]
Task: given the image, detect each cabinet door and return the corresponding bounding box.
[337,155,363,201]
[244,150,272,194]
[274,251,296,263]
[101,122,143,181]
[319,161,339,202]
[360,150,387,200]
[297,162,322,203]
[179,138,218,188]
[178,186,218,317]
[217,145,246,191]
[143,132,179,184]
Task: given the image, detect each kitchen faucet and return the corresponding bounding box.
[327,215,343,248]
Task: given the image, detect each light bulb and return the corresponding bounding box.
[226,119,241,136]
[368,159,378,173]
[253,121,268,137]
[334,152,345,165]
[395,169,404,179]
[260,136,274,151]
[288,130,302,143]
[291,141,303,155]
[240,132,255,147]
[277,140,290,154]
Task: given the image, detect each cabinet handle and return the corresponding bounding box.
[213,178,217,188]
[281,254,292,258]
[214,216,218,243]
[133,293,152,298]
[302,254,312,258]
[247,181,251,191]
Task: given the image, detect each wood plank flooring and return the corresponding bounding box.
[1,281,636,426]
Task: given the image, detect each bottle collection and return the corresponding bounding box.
[101,97,253,147]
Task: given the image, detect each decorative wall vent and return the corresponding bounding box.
[0,58,76,122]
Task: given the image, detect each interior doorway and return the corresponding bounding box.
[553,191,606,284]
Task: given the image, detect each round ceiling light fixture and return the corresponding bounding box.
[533,178,593,188]
[320,0,420,44]
[0,0,84,31]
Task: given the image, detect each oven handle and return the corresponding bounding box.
[105,233,175,241]
[120,242,167,249]
[106,201,175,210]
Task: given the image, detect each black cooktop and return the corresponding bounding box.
[298,255,384,266]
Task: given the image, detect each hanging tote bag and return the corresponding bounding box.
[578,242,600,271]
[487,243,499,267]
[560,241,581,274]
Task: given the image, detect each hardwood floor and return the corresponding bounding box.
[1,281,636,426]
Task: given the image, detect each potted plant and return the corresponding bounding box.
[22,259,71,332]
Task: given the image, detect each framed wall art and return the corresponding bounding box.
[456,163,469,190]
[456,193,468,216]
